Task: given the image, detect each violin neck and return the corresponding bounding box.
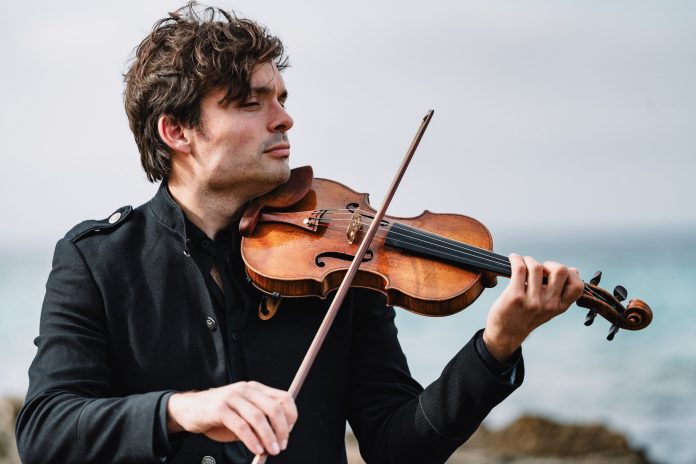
[385,223,513,278]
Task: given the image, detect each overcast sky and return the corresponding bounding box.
[1,0,694,246]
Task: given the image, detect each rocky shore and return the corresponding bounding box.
[1,396,652,464]
[0,397,20,464]
[346,415,653,464]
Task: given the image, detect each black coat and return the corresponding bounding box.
[16,184,523,463]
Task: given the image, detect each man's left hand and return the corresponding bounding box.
[483,254,585,362]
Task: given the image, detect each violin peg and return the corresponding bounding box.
[589,271,602,286]
[613,285,628,302]
[584,309,597,326]
[607,324,620,341]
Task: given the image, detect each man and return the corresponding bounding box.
[16,3,584,463]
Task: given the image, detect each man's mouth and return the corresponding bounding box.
[264,143,291,157]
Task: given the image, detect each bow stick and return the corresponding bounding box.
[252,110,434,463]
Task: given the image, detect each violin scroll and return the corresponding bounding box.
[624,298,653,330]
[576,272,653,341]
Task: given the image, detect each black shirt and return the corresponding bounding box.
[184,217,254,463]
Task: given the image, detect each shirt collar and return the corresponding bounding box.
[149,181,242,250]
[183,210,240,256]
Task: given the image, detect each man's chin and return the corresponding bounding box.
[261,164,292,194]
[277,160,292,183]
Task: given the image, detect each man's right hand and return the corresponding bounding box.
[166,381,298,456]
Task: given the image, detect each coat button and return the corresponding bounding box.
[108,212,121,224]
[231,332,241,342]
[206,317,217,331]
[201,457,216,464]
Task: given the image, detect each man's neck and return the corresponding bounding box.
[167,181,247,240]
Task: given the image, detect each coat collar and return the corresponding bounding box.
[149,182,188,240]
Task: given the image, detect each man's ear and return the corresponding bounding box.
[158,115,192,154]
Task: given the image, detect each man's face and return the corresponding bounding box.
[187,61,293,196]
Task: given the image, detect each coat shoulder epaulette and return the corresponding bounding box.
[65,205,133,243]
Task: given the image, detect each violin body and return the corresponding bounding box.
[242,177,498,316]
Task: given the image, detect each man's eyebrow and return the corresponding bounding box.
[250,85,288,100]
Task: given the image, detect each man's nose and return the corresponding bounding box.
[270,104,293,132]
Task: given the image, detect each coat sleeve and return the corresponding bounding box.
[15,238,170,463]
[347,289,524,464]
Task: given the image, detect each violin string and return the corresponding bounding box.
[316,210,606,301]
[313,210,611,306]
[316,210,514,270]
[364,227,605,303]
[318,210,607,301]
[317,210,604,297]
[321,220,608,307]
[317,210,511,266]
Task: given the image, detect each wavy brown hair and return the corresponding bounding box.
[124,2,288,182]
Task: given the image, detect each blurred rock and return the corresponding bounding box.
[347,415,653,464]
[0,397,22,464]
[470,415,648,458]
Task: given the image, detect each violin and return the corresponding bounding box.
[239,164,652,340]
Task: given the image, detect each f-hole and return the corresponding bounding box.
[315,249,374,267]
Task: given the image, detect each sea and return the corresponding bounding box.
[1,228,694,463]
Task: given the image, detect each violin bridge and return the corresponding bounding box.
[346,211,363,244]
